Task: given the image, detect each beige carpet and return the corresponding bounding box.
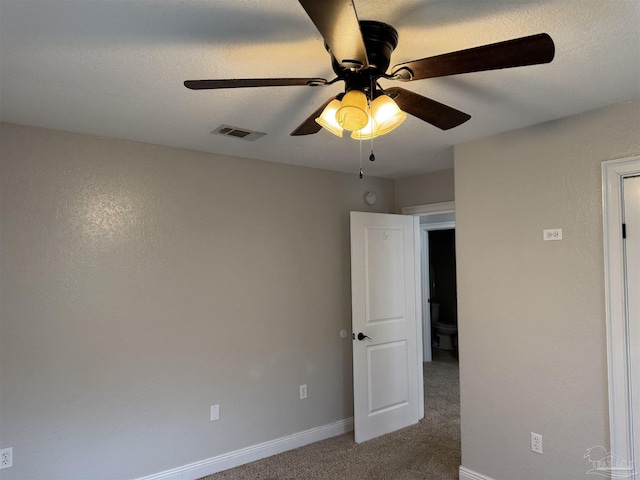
[201,350,460,480]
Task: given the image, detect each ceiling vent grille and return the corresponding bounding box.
[212,125,266,142]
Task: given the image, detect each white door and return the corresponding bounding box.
[350,212,422,443]
[623,175,640,469]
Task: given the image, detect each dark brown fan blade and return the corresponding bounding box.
[385,87,470,130]
[290,96,338,136]
[390,33,555,81]
[298,0,369,69]
[184,78,327,90]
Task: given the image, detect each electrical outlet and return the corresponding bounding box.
[299,384,307,399]
[210,404,219,421]
[543,228,563,241]
[0,447,13,469]
[531,432,543,454]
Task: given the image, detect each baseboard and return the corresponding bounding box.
[135,417,354,480]
[459,466,497,480]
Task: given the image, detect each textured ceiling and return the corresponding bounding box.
[1,0,639,178]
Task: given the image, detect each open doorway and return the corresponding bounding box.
[396,201,461,474]
[416,209,456,363]
[411,204,461,475]
[427,228,458,359]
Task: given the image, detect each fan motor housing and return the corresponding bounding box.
[327,20,399,77]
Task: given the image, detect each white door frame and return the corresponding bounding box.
[402,202,456,363]
[402,201,455,217]
[602,155,640,477]
[420,221,456,361]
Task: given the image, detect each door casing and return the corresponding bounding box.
[602,155,640,478]
[403,202,456,363]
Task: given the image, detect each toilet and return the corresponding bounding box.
[433,322,457,351]
[431,302,457,351]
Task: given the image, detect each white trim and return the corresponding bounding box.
[413,215,425,419]
[135,418,354,480]
[602,154,640,479]
[420,220,455,232]
[420,229,432,362]
[402,201,455,216]
[406,202,456,365]
[419,219,456,362]
[459,466,497,480]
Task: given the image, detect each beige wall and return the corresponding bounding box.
[394,166,455,212]
[0,123,394,479]
[455,99,640,479]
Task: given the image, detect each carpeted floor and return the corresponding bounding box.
[200,349,460,480]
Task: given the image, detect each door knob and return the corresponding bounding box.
[357,332,372,341]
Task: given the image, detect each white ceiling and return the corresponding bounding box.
[1,0,639,178]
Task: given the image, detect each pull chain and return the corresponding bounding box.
[359,76,379,177]
[369,75,376,163]
[369,134,375,162]
[359,136,363,179]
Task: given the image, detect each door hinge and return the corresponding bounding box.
[622,223,626,239]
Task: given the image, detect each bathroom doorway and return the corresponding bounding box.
[418,211,456,362]
[404,201,461,472]
[428,228,458,357]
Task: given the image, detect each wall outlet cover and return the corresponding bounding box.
[531,432,543,454]
[0,447,13,469]
[543,228,563,241]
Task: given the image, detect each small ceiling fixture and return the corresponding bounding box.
[212,124,266,141]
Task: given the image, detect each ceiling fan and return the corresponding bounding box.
[184,0,555,139]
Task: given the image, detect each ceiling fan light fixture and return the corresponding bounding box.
[336,89,369,131]
[350,115,379,140]
[351,95,407,140]
[185,3,556,142]
[371,94,407,133]
[315,99,344,137]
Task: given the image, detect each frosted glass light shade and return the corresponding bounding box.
[350,116,377,140]
[315,99,343,137]
[372,95,407,134]
[351,95,407,140]
[336,90,369,131]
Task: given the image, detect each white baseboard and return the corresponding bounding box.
[459,466,496,480]
[135,417,354,480]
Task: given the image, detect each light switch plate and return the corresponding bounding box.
[210,404,219,421]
